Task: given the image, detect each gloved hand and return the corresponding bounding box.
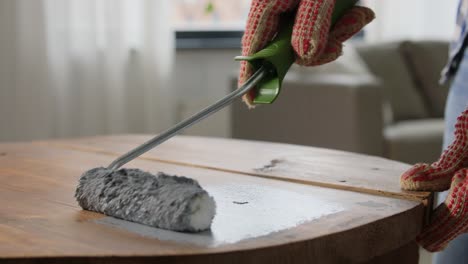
[238,0,374,107]
[401,108,468,252]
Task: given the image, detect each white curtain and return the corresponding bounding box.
[363,0,459,43]
[0,0,174,141]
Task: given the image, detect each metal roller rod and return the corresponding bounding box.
[107,66,269,171]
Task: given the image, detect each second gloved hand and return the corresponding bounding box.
[401,108,468,252]
[238,0,374,107]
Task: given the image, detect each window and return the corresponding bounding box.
[173,0,251,49]
[172,0,364,49]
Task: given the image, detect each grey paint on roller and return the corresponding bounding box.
[75,167,216,232]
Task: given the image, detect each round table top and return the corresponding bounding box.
[0,135,431,264]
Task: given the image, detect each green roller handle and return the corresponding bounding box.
[235,0,359,104]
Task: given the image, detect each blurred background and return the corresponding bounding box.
[0,0,459,165]
[0,0,460,262]
[0,0,459,160]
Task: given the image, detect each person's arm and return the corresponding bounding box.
[238,0,374,107]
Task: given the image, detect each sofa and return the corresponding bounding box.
[230,40,450,164]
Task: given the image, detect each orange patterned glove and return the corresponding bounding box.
[401,108,468,252]
[238,0,374,107]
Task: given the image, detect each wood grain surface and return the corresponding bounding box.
[43,135,431,201]
[0,135,431,264]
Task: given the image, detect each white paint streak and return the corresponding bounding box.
[95,182,344,247]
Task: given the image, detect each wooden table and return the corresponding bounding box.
[0,135,431,264]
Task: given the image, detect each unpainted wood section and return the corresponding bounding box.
[360,241,419,264]
[40,135,431,202]
[0,143,424,263]
[0,242,420,264]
